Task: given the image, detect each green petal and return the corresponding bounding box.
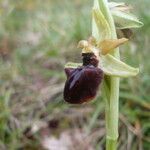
[65,62,82,68]
[112,10,143,29]
[101,54,139,77]
[92,0,111,42]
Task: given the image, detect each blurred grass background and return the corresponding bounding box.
[0,0,149,150]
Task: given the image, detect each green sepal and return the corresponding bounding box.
[65,62,82,69]
[100,54,139,77]
[92,0,101,41]
[92,0,111,42]
[111,10,143,29]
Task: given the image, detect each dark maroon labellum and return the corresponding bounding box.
[64,53,103,104]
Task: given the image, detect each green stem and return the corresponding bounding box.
[106,139,117,150]
[98,0,120,149]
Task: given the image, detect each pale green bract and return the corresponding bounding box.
[92,9,111,41]
[108,1,143,29]
[92,0,101,41]
[112,10,143,29]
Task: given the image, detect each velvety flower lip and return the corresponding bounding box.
[64,52,103,104]
[64,64,103,104]
[65,68,75,78]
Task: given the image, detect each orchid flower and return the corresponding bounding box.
[63,0,143,149]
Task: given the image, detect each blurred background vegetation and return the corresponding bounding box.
[0,0,149,150]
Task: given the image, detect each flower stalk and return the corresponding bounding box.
[97,0,119,149]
